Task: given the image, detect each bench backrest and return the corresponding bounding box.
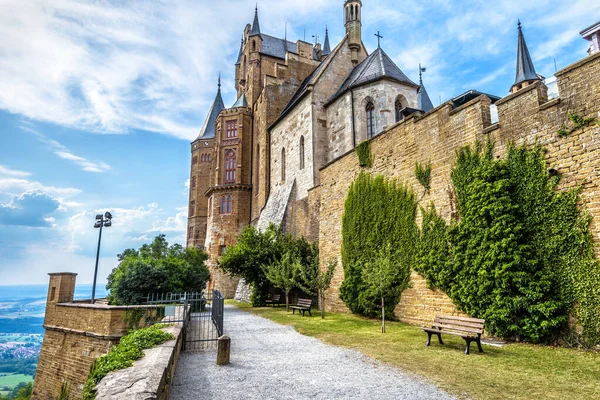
[297,298,312,308]
[432,315,485,335]
[271,294,281,302]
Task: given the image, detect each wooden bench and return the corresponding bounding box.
[422,315,485,355]
[264,294,281,307]
[290,298,313,316]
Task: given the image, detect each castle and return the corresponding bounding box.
[187,1,600,323]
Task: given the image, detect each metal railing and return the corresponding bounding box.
[211,290,224,336]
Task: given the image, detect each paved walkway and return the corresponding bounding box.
[171,305,454,400]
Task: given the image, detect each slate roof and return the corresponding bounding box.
[250,7,261,37]
[262,34,298,59]
[231,93,248,108]
[196,85,225,140]
[513,21,540,87]
[323,28,331,56]
[328,47,418,104]
[418,84,434,113]
[451,90,501,108]
[235,38,243,65]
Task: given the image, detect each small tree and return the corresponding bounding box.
[263,252,298,311]
[296,255,337,319]
[362,244,409,333]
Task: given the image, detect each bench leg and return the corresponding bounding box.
[437,333,444,345]
[426,332,432,346]
[301,310,305,317]
[308,308,312,317]
[476,337,483,353]
[464,338,472,355]
[292,309,295,315]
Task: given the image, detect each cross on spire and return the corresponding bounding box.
[374,31,383,48]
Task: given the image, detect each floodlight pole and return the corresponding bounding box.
[91,221,103,304]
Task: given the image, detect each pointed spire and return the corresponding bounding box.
[418,64,434,112]
[250,5,261,37]
[512,20,540,91]
[235,37,243,65]
[197,77,225,140]
[323,26,331,55]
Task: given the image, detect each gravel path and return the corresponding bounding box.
[171,305,455,400]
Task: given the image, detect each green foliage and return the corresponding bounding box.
[295,245,337,319]
[340,172,417,319]
[57,381,70,400]
[414,141,600,345]
[557,111,595,137]
[355,140,373,168]
[219,224,315,306]
[414,161,432,193]
[82,325,174,400]
[263,252,299,310]
[107,235,210,305]
[3,382,32,400]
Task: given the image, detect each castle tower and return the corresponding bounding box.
[511,21,541,93]
[417,65,434,112]
[187,78,224,249]
[344,0,362,64]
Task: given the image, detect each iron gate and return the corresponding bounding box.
[145,290,224,351]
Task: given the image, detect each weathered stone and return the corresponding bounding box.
[216,335,231,366]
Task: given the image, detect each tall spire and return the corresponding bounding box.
[250,5,261,37]
[235,37,243,65]
[197,77,225,140]
[323,26,331,55]
[512,20,540,92]
[418,64,434,112]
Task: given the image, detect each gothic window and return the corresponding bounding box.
[355,5,359,19]
[299,136,305,170]
[252,40,256,52]
[191,175,197,189]
[366,101,375,139]
[226,120,237,138]
[395,95,407,123]
[255,145,260,195]
[188,226,193,240]
[192,155,198,165]
[224,149,236,183]
[220,195,232,214]
[189,200,196,217]
[350,5,354,20]
[281,148,286,183]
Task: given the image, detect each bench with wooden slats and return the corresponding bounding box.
[422,315,485,355]
[290,298,313,316]
[264,294,281,307]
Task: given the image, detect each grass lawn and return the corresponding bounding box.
[0,373,33,388]
[231,302,600,400]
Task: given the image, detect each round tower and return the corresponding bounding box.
[344,0,362,64]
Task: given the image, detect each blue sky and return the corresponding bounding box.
[0,0,598,286]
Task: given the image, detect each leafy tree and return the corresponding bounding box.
[263,252,298,311]
[295,247,337,319]
[107,235,210,305]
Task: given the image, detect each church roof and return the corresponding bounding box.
[196,81,225,140]
[250,7,261,37]
[513,21,540,87]
[328,47,418,104]
[231,93,248,108]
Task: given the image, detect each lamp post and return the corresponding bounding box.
[92,211,112,304]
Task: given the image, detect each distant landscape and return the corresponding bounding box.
[0,284,107,397]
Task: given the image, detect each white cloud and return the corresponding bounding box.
[0,178,81,200]
[150,208,187,233]
[0,165,31,178]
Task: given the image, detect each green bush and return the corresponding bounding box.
[107,235,210,305]
[355,140,372,167]
[82,325,174,400]
[340,172,417,319]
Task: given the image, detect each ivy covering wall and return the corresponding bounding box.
[340,172,417,318]
[415,142,600,345]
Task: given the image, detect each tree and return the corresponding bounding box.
[263,252,298,311]
[107,235,210,305]
[362,244,410,332]
[296,257,337,319]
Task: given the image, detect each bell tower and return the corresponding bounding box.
[345,0,362,64]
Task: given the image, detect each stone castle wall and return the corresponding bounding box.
[319,51,600,326]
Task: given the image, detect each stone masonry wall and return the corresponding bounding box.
[319,52,600,327]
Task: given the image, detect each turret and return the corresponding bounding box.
[344,0,362,64]
[511,21,541,94]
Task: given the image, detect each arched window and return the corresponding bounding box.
[224,149,236,183]
[281,148,286,183]
[366,101,375,138]
[191,175,197,189]
[355,5,359,19]
[252,40,256,52]
[220,195,232,214]
[299,136,305,170]
[395,95,407,122]
[350,5,354,20]
[255,145,260,194]
[243,55,247,76]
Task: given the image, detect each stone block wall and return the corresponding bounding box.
[318,51,600,326]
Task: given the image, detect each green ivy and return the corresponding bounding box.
[355,141,373,168]
[82,325,174,400]
[340,172,417,319]
[414,161,432,193]
[414,141,600,345]
[557,111,595,137]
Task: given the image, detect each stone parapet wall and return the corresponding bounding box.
[319,52,600,326]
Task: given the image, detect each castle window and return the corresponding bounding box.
[189,200,196,217]
[188,226,193,241]
[366,101,375,138]
[281,148,286,183]
[226,120,238,138]
[299,136,305,170]
[395,95,407,122]
[350,5,354,20]
[192,155,198,165]
[191,176,197,189]
[224,149,236,183]
[220,195,232,214]
[252,40,256,52]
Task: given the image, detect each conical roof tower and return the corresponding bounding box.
[511,20,541,93]
[417,65,434,112]
[250,5,261,38]
[323,26,331,56]
[197,77,225,140]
